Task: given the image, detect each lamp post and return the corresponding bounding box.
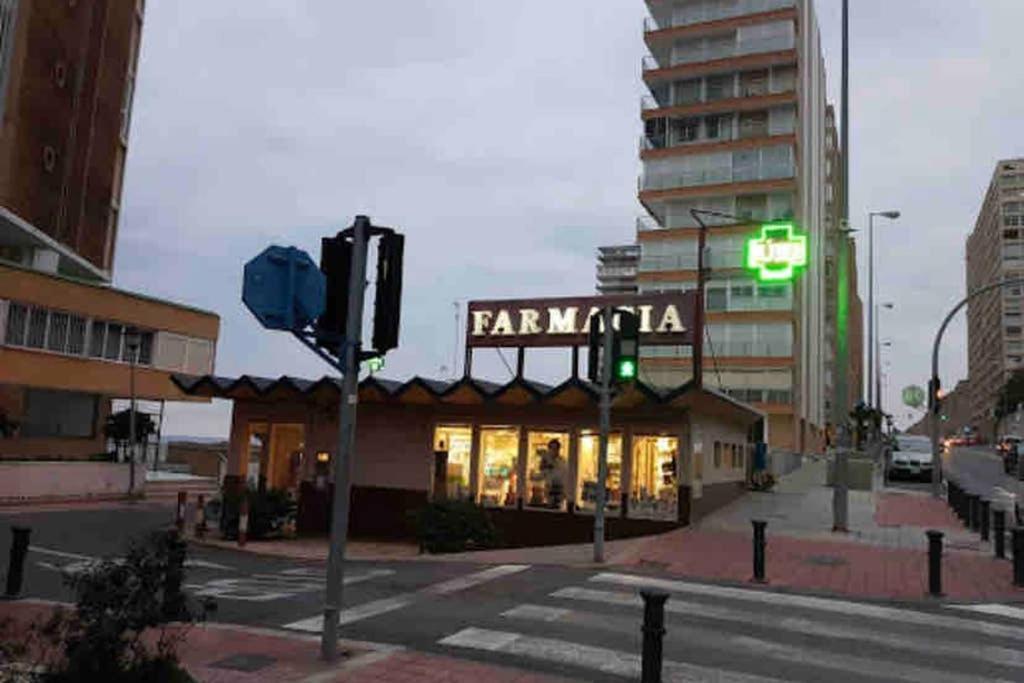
[877,340,892,417]
[867,211,900,408]
[875,302,894,417]
[125,327,141,496]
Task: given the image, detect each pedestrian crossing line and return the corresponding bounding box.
[507,600,1020,683]
[187,568,396,602]
[283,564,530,632]
[591,572,1024,642]
[549,587,1024,669]
[438,627,786,683]
[949,604,1024,622]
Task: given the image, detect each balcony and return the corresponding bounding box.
[644,0,796,34]
[639,160,795,193]
[643,41,797,83]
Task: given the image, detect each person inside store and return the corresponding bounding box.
[546,439,567,510]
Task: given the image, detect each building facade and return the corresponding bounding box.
[632,0,830,453]
[596,244,640,295]
[966,158,1024,434]
[0,0,219,465]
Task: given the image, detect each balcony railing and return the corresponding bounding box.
[636,215,663,232]
[644,0,796,33]
[640,128,737,152]
[671,35,796,67]
[639,161,795,192]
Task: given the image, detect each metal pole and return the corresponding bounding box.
[930,278,1024,497]
[874,306,882,416]
[594,306,614,564]
[321,216,370,661]
[867,213,875,408]
[691,211,707,389]
[129,347,137,496]
[155,399,165,472]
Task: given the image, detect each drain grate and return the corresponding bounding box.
[804,554,847,567]
[210,654,278,672]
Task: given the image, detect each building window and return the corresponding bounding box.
[26,308,47,348]
[104,323,123,360]
[706,75,733,101]
[674,78,702,106]
[525,431,569,509]
[478,428,518,508]
[4,302,27,346]
[46,312,69,352]
[434,425,472,499]
[630,436,678,520]
[577,433,622,513]
[88,320,106,357]
[21,389,98,438]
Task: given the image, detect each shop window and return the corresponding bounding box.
[630,436,679,520]
[524,431,569,509]
[434,425,472,500]
[577,433,623,513]
[478,428,519,508]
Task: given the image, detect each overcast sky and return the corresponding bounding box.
[112,1,1024,437]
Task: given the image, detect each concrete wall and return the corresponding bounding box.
[0,460,130,502]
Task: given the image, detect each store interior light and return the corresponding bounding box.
[316,451,330,463]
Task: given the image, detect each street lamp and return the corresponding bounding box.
[875,302,894,416]
[867,210,900,408]
[125,327,141,496]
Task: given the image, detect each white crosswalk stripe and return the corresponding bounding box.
[433,571,1024,682]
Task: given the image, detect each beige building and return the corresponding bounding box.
[966,159,1024,435]
[630,0,833,454]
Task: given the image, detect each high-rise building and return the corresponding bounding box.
[0,0,219,464]
[966,158,1024,435]
[633,0,832,453]
[596,244,640,295]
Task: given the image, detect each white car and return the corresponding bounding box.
[889,435,934,481]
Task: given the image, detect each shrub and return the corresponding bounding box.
[416,499,498,553]
[218,485,296,540]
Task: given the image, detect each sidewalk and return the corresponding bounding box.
[0,600,579,683]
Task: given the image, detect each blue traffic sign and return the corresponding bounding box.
[243,246,325,331]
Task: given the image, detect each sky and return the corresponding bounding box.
[111,1,1024,437]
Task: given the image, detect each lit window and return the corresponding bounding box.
[434,425,472,500]
[577,433,623,513]
[478,428,519,508]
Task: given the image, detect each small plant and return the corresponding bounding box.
[415,499,499,553]
[218,485,296,540]
[1,530,207,682]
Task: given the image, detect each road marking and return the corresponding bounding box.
[548,588,1024,669]
[438,627,785,683]
[28,546,97,562]
[190,568,395,602]
[950,604,1024,621]
[591,572,1024,641]
[283,564,530,632]
[184,559,233,571]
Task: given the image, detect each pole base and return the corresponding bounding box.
[832,525,849,533]
[749,577,768,585]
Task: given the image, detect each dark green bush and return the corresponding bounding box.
[218,485,296,540]
[416,499,498,553]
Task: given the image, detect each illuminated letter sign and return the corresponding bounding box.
[745,223,808,282]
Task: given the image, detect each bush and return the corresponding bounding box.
[3,530,207,682]
[218,485,296,540]
[416,499,498,553]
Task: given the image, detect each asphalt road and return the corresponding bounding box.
[4,501,1024,682]
[945,445,1024,508]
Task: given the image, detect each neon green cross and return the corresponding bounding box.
[744,223,808,282]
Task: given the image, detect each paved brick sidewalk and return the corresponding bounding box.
[0,601,578,683]
[875,491,964,531]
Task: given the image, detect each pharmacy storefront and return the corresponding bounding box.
[173,293,764,544]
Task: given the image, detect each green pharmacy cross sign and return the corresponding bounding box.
[744,223,808,282]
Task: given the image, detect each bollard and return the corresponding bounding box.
[640,590,669,683]
[980,500,990,542]
[751,519,767,583]
[176,491,187,532]
[238,496,250,547]
[195,494,207,539]
[926,530,944,597]
[4,526,31,598]
[1013,528,1024,588]
[969,495,980,532]
[994,509,1007,559]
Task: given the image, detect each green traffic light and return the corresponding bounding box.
[616,358,637,380]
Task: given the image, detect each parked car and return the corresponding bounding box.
[997,435,1022,474]
[889,435,934,481]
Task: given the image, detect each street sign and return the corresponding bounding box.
[902,385,926,409]
[745,223,808,282]
[243,246,325,331]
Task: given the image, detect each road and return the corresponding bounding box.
[945,445,1024,512]
[5,501,1024,682]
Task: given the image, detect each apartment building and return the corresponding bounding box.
[632,0,831,453]
[596,244,640,295]
[966,158,1024,435]
[0,0,219,461]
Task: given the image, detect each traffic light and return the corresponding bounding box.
[371,232,404,353]
[317,233,353,348]
[928,377,942,415]
[613,311,639,383]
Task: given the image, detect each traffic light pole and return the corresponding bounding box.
[321,217,369,661]
[594,306,614,564]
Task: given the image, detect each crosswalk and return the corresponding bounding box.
[434,571,1024,682]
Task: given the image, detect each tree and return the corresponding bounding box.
[104,410,158,462]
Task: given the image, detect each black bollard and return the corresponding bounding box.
[926,530,944,597]
[752,519,767,583]
[969,495,980,532]
[994,509,1007,559]
[640,590,669,683]
[980,500,991,542]
[4,526,31,598]
[1013,529,1024,588]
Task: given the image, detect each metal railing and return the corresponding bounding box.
[639,162,794,192]
[644,0,795,33]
